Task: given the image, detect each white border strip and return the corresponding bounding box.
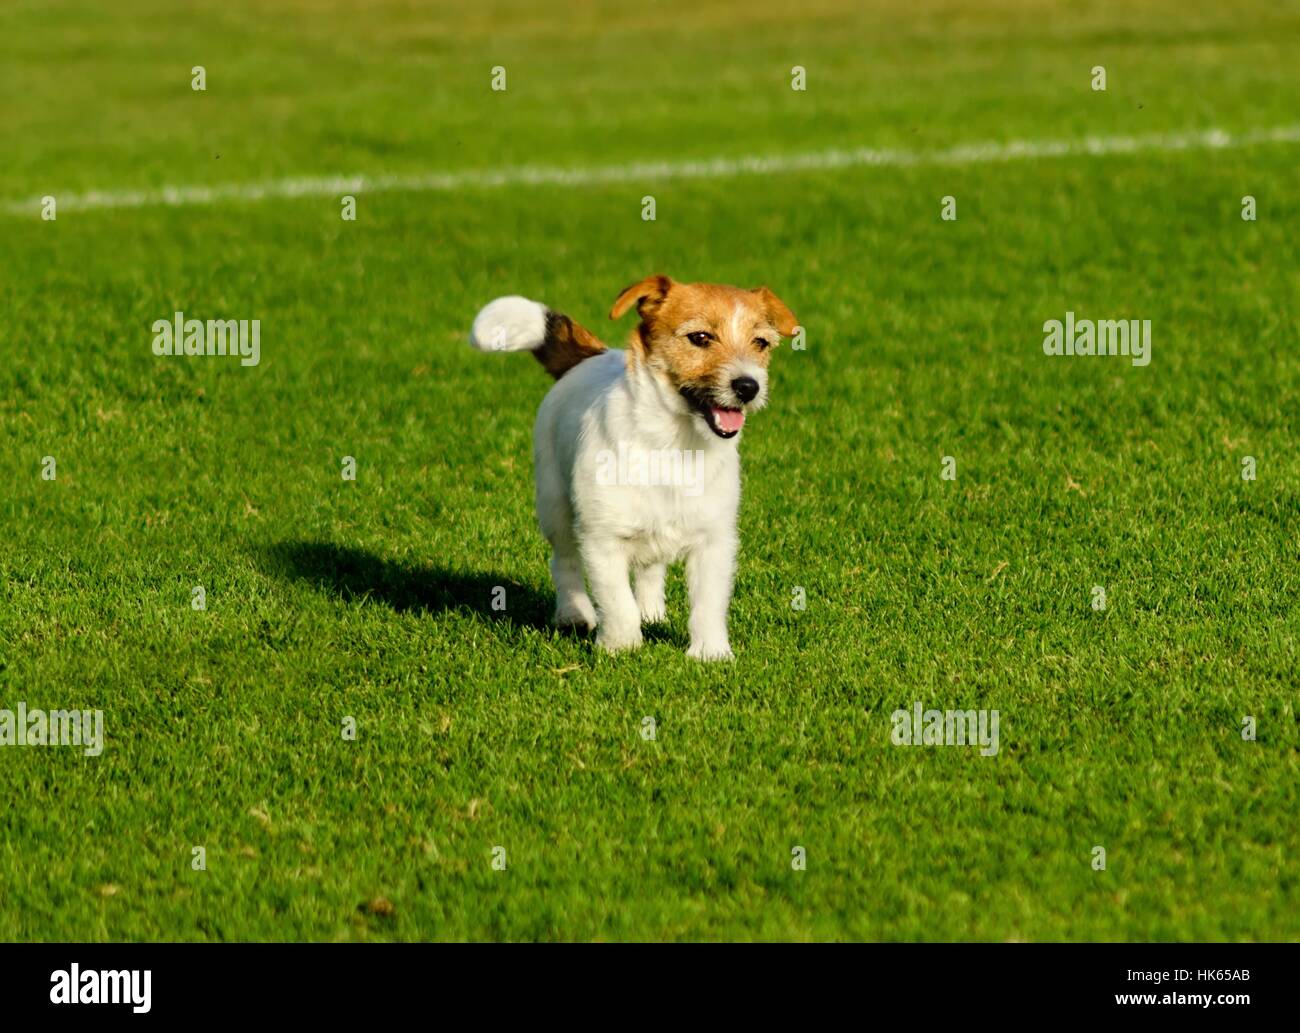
[6,124,1299,216]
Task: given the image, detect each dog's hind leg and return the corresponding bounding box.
[634,563,667,623]
[549,529,597,630]
[536,432,596,630]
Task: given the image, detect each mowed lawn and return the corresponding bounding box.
[1,0,1297,940]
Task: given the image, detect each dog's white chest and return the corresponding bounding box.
[573,448,738,565]
[622,475,734,565]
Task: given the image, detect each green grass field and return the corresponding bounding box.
[1,0,1298,941]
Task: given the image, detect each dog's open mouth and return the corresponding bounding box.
[706,406,746,437]
[680,387,746,438]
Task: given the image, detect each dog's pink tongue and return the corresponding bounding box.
[712,407,746,433]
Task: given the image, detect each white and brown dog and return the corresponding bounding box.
[469,276,797,660]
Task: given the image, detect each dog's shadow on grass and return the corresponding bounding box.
[264,540,682,647]
[264,540,557,633]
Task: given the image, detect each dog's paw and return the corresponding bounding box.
[554,595,597,630]
[687,640,734,662]
[596,625,644,654]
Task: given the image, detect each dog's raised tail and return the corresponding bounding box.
[469,296,607,379]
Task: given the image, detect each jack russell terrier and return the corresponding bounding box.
[469,276,798,660]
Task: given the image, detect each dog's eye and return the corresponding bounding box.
[686,331,712,347]
[753,337,771,350]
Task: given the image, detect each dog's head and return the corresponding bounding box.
[610,275,798,440]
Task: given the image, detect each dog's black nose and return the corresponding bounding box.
[731,376,760,403]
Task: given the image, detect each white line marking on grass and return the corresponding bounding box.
[7,124,1300,216]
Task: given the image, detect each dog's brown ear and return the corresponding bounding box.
[751,286,799,337]
[610,275,674,320]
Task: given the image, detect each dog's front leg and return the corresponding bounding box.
[583,541,643,654]
[685,535,736,660]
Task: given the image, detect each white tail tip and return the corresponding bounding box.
[469,295,549,353]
